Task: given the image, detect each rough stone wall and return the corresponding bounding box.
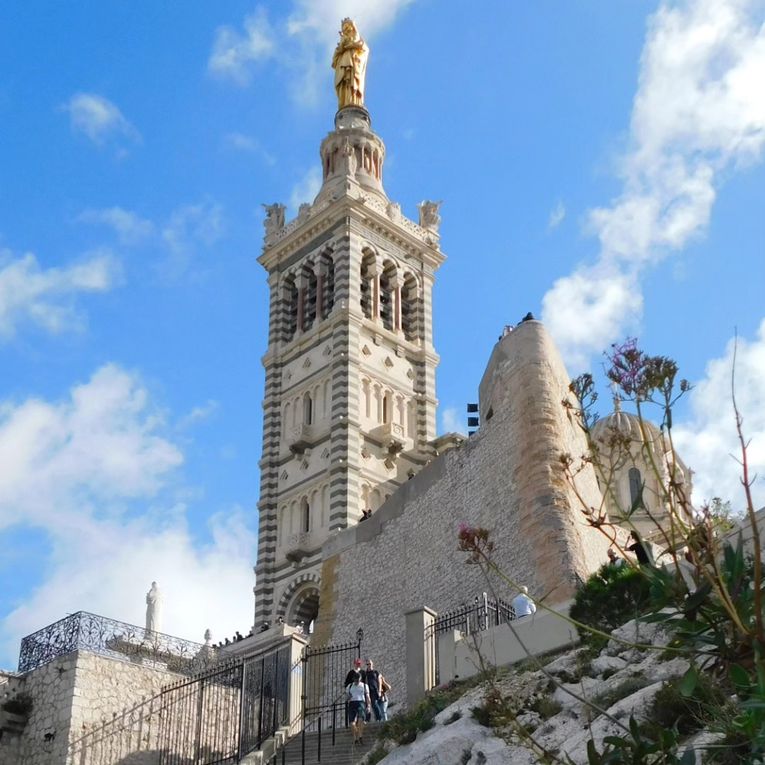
[65,652,178,765]
[0,651,180,765]
[314,321,612,706]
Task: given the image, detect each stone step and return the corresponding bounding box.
[273,723,383,765]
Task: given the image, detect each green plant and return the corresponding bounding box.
[1,694,33,716]
[570,564,652,649]
[443,710,462,725]
[381,679,471,745]
[529,695,562,720]
[471,688,515,729]
[367,746,388,765]
[583,717,695,764]
[651,673,728,736]
[456,338,765,763]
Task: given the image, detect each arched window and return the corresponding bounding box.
[628,467,644,509]
[300,497,310,533]
[302,263,317,330]
[361,379,371,418]
[303,392,313,425]
[320,252,335,318]
[360,251,376,319]
[379,262,396,331]
[283,274,298,341]
[382,391,392,424]
[401,274,419,341]
[321,485,330,527]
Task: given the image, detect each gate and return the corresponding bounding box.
[299,629,363,756]
[159,640,292,765]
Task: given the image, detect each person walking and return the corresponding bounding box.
[346,671,370,745]
[344,658,363,726]
[364,659,384,721]
[627,530,652,566]
[378,674,392,721]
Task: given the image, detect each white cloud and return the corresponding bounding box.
[0,367,256,665]
[77,207,154,245]
[0,249,121,339]
[543,0,765,369]
[286,0,415,42]
[208,7,275,85]
[63,93,140,146]
[177,400,220,431]
[209,1,416,105]
[440,406,465,435]
[288,166,322,213]
[548,200,566,230]
[673,320,765,512]
[222,132,276,165]
[159,200,225,280]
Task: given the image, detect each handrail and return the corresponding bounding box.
[265,689,349,764]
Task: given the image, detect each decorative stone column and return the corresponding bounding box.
[405,606,437,707]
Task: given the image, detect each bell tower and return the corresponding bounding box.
[253,20,445,629]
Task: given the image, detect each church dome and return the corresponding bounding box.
[591,401,664,455]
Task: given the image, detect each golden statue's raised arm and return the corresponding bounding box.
[332,18,369,110]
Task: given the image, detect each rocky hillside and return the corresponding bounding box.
[364,618,724,765]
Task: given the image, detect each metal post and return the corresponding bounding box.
[258,655,266,746]
[301,651,307,765]
[237,661,247,760]
[332,701,336,746]
[193,679,204,765]
[272,649,280,736]
[317,715,322,761]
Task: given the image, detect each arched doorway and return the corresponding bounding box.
[287,585,320,634]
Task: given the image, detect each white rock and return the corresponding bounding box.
[590,655,627,676]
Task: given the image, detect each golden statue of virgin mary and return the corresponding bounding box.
[332,18,369,110]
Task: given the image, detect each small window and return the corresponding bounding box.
[628,467,644,509]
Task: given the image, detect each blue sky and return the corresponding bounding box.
[1,0,764,666]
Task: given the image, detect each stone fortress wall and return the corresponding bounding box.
[0,651,179,765]
[311,320,613,704]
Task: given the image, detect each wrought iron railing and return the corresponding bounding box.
[17,611,217,676]
[424,594,517,687]
[434,593,515,636]
[158,640,293,765]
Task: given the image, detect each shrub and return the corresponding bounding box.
[569,563,652,648]
[1,694,33,716]
[381,680,468,745]
[367,746,388,765]
[651,674,728,735]
[529,695,562,720]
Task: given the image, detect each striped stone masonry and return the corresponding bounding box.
[253,105,445,631]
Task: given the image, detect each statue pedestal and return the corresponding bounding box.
[335,106,371,131]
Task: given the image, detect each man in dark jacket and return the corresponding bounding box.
[364,660,383,721]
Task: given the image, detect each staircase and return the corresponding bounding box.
[274,722,383,764]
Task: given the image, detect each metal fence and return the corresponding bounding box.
[159,640,293,765]
[434,593,515,636]
[425,594,516,686]
[18,611,216,676]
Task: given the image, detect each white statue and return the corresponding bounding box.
[418,200,442,233]
[262,203,286,238]
[145,581,163,634]
[340,140,357,176]
[203,628,212,646]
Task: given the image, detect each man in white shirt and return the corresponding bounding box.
[511,586,537,618]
